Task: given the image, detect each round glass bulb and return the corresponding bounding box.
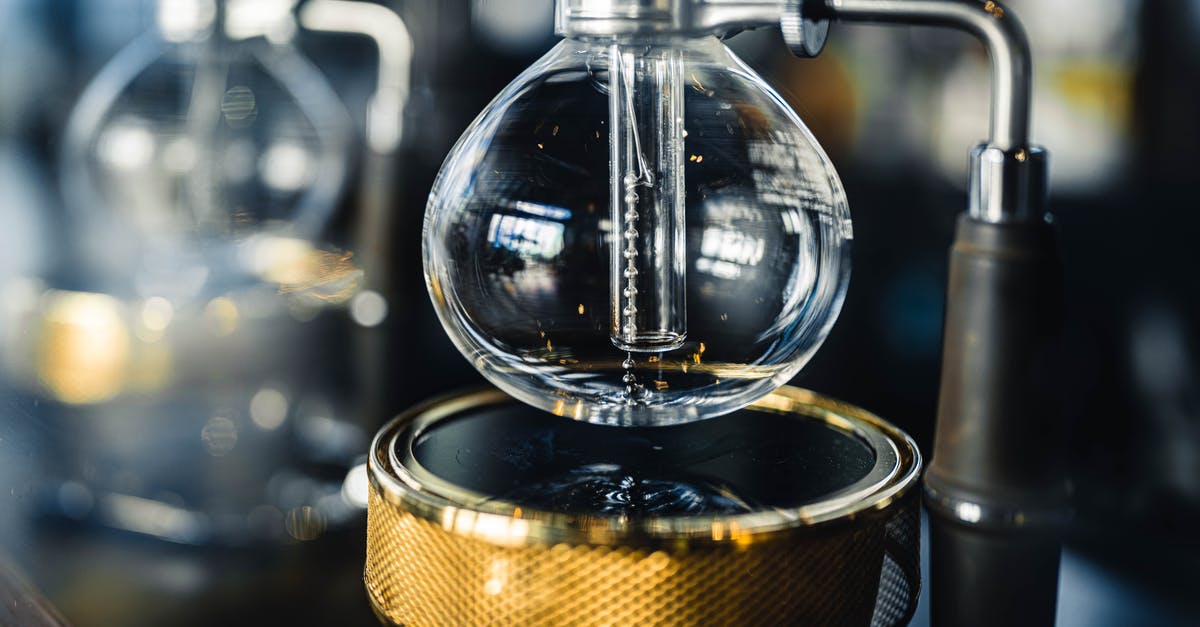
[425,36,851,426]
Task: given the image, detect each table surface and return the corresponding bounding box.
[0,511,1194,626]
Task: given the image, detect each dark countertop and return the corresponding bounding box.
[2,509,1197,626]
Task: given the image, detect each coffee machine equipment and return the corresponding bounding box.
[370,1,1066,625]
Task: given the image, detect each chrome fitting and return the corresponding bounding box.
[554,0,787,39]
[968,143,1048,224]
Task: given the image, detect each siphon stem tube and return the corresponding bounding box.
[609,43,687,353]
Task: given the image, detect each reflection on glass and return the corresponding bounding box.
[425,37,851,425]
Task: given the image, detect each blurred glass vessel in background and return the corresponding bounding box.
[0,0,413,547]
[60,0,352,301]
[425,35,851,426]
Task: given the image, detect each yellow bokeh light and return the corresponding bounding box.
[36,291,131,404]
[205,296,240,337]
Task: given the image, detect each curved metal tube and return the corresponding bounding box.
[825,0,1031,150]
[300,0,414,154]
[556,1,1032,151]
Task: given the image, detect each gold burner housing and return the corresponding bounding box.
[365,387,921,626]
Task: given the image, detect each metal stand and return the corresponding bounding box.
[555,1,1069,622]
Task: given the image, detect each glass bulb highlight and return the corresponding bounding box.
[424,36,851,426]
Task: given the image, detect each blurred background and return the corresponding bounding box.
[0,0,1197,625]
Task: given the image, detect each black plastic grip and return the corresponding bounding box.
[926,214,1067,627]
[929,519,1061,627]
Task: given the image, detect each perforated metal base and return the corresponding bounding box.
[365,387,921,626]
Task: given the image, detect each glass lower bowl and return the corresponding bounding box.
[365,386,921,626]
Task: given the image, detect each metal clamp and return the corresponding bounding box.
[555,0,785,39]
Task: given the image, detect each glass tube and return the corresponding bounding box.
[608,43,687,353]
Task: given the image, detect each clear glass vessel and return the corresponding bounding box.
[424,36,851,426]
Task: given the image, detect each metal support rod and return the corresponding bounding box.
[926,214,1066,627]
[813,1,1045,224]
[821,0,1031,150]
[805,5,1061,623]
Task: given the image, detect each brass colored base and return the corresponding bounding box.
[365,387,921,626]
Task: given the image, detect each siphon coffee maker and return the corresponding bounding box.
[366,1,1065,625]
